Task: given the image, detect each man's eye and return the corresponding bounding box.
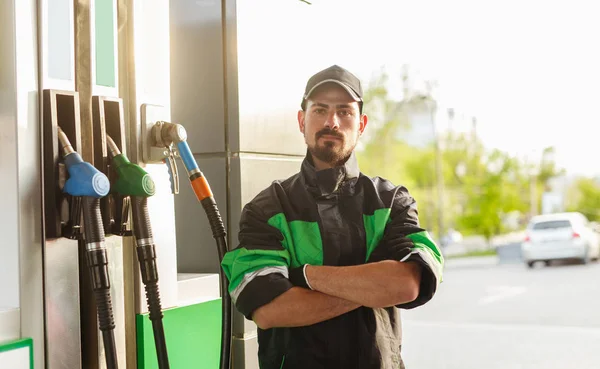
[314,108,326,114]
[339,110,352,116]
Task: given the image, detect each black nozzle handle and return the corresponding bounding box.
[131,196,170,368]
[82,197,105,244]
[82,197,111,292]
[131,196,159,285]
[81,197,114,327]
[131,196,153,240]
[81,197,119,369]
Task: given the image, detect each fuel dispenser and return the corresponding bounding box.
[57,127,119,369]
[42,89,120,369]
[5,0,241,367]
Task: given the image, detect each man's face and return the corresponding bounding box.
[298,83,368,168]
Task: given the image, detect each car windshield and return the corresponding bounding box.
[532,220,572,230]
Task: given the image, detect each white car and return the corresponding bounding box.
[521,212,600,268]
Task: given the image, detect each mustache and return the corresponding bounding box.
[316,129,344,140]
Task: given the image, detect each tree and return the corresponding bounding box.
[457,149,529,242]
[356,65,544,243]
[567,178,600,221]
[358,67,419,188]
[537,147,565,190]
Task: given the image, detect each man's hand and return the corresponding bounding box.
[368,237,414,263]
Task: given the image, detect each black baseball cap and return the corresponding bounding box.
[301,65,363,111]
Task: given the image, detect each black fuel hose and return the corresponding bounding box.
[200,196,231,369]
[131,196,170,369]
[82,196,119,369]
[160,127,231,369]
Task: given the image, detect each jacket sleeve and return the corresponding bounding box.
[221,201,294,320]
[380,186,444,309]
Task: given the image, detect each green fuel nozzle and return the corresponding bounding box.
[106,135,170,369]
[106,136,155,197]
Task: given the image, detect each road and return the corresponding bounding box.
[401,256,600,369]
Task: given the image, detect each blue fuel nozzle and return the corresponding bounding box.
[57,126,110,198]
[62,152,110,198]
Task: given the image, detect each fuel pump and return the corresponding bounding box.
[105,135,171,369]
[150,121,232,369]
[56,127,120,369]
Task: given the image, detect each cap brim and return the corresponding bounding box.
[303,79,362,102]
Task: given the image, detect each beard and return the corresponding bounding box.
[308,129,356,167]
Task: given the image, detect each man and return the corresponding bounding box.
[221,65,443,369]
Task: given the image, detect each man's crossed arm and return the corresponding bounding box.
[252,260,422,330]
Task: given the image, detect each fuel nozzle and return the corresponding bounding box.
[150,121,213,202]
[106,136,155,197]
[58,127,109,238]
[150,121,189,195]
[106,134,170,369]
[57,127,119,369]
[58,127,110,198]
[151,121,187,148]
[150,121,230,369]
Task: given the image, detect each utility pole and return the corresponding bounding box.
[432,101,444,245]
[530,171,538,216]
[527,151,539,217]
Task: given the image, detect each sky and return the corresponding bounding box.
[237,0,600,176]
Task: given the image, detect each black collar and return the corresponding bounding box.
[301,151,360,197]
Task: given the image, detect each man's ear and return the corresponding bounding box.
[298,110,305,134]
[359,114,368,135]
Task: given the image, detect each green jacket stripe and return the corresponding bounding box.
[267,213,324,267]
[406,231,444,282]
[221,248,290,294]
[363,208,392,262]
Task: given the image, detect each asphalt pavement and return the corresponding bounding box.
[400,256,600,369]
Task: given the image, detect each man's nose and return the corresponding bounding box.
[324,111,340,129]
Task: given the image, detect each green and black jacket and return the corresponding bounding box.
[221,152,444,369]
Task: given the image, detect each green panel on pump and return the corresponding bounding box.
[136,299,221,369]
[95,0,116,88]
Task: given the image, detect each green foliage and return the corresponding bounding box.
[566,178,600,221]
[456,149,529,240]
[537,146,566,189]
[356,66,565,242]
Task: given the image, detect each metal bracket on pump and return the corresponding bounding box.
[140,104,180,194]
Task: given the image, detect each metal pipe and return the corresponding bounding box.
[106,135,121,158]
[57,126,75,156]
